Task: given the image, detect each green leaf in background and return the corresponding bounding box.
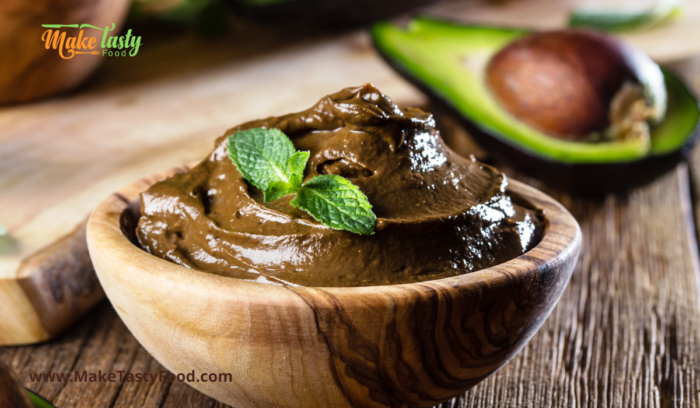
[569,0,683,32]
[129,0,229,36]
[290,175,376,235]
[0,224,7,236]
[28,389,57,408]
[227,128,376,234]
[228,128,297,191]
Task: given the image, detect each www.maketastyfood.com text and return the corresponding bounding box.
[29,370,231,384]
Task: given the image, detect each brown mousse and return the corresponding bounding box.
[135,84,543,287]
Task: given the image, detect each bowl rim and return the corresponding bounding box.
[87,163,581,296]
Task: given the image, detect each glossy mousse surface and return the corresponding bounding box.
[135,84,543,287]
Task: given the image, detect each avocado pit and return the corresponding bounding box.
[486,30,665,146]
[371,18,700,194]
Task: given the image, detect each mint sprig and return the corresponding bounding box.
[227,128,376,235]
[290,175,376,235]
[227,128,297,191]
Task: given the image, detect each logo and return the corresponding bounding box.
[41,23,143,59]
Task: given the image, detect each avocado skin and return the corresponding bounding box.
[441,98,699,195]
[371,19,700,195]
[229,0,435,27]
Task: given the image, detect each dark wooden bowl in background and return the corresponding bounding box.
[0,0,130,104]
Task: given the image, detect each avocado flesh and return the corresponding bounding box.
[372,18,700,164]
[569,0,683,33]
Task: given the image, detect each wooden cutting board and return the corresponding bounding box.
[430,0,700,63]
[0,24,427,345]
[2,0,699,346]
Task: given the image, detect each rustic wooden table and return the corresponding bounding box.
[3,1,700,407]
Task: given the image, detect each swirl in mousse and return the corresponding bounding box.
[135,84,544,287]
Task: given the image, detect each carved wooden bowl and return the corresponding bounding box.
[87,164,581,408]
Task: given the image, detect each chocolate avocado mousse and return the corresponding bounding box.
[135,84,543,287]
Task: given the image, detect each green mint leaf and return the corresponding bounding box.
[227,128,295,191]
[264,181,297,202]
[290,175,376,235]
[290,173,303,190]
[227,127,376,235]
[287,150,309,191]
[288,151,310,187]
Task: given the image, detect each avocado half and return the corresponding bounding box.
[371,17,700,194]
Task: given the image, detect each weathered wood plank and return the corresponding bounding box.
[454,167,700,408]
[679,56,700,316]
[2,162,699,408]
[0,23,423,346]
[426,0,700,63]
[6,0,700,347]
[3,2,700,406]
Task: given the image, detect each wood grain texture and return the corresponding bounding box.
[459,167,700,407]
[0,0,129,346]
[85,167,579,408]
[0,14,424,346]
[0,359,33,408]
[2,164,699,408]
[2,0,700,405]
[0,220,105,345]
[16,220,103,337]
[2,0,697,347]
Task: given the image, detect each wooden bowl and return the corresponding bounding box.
[0,360,34,408]
[86,164,581,408]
